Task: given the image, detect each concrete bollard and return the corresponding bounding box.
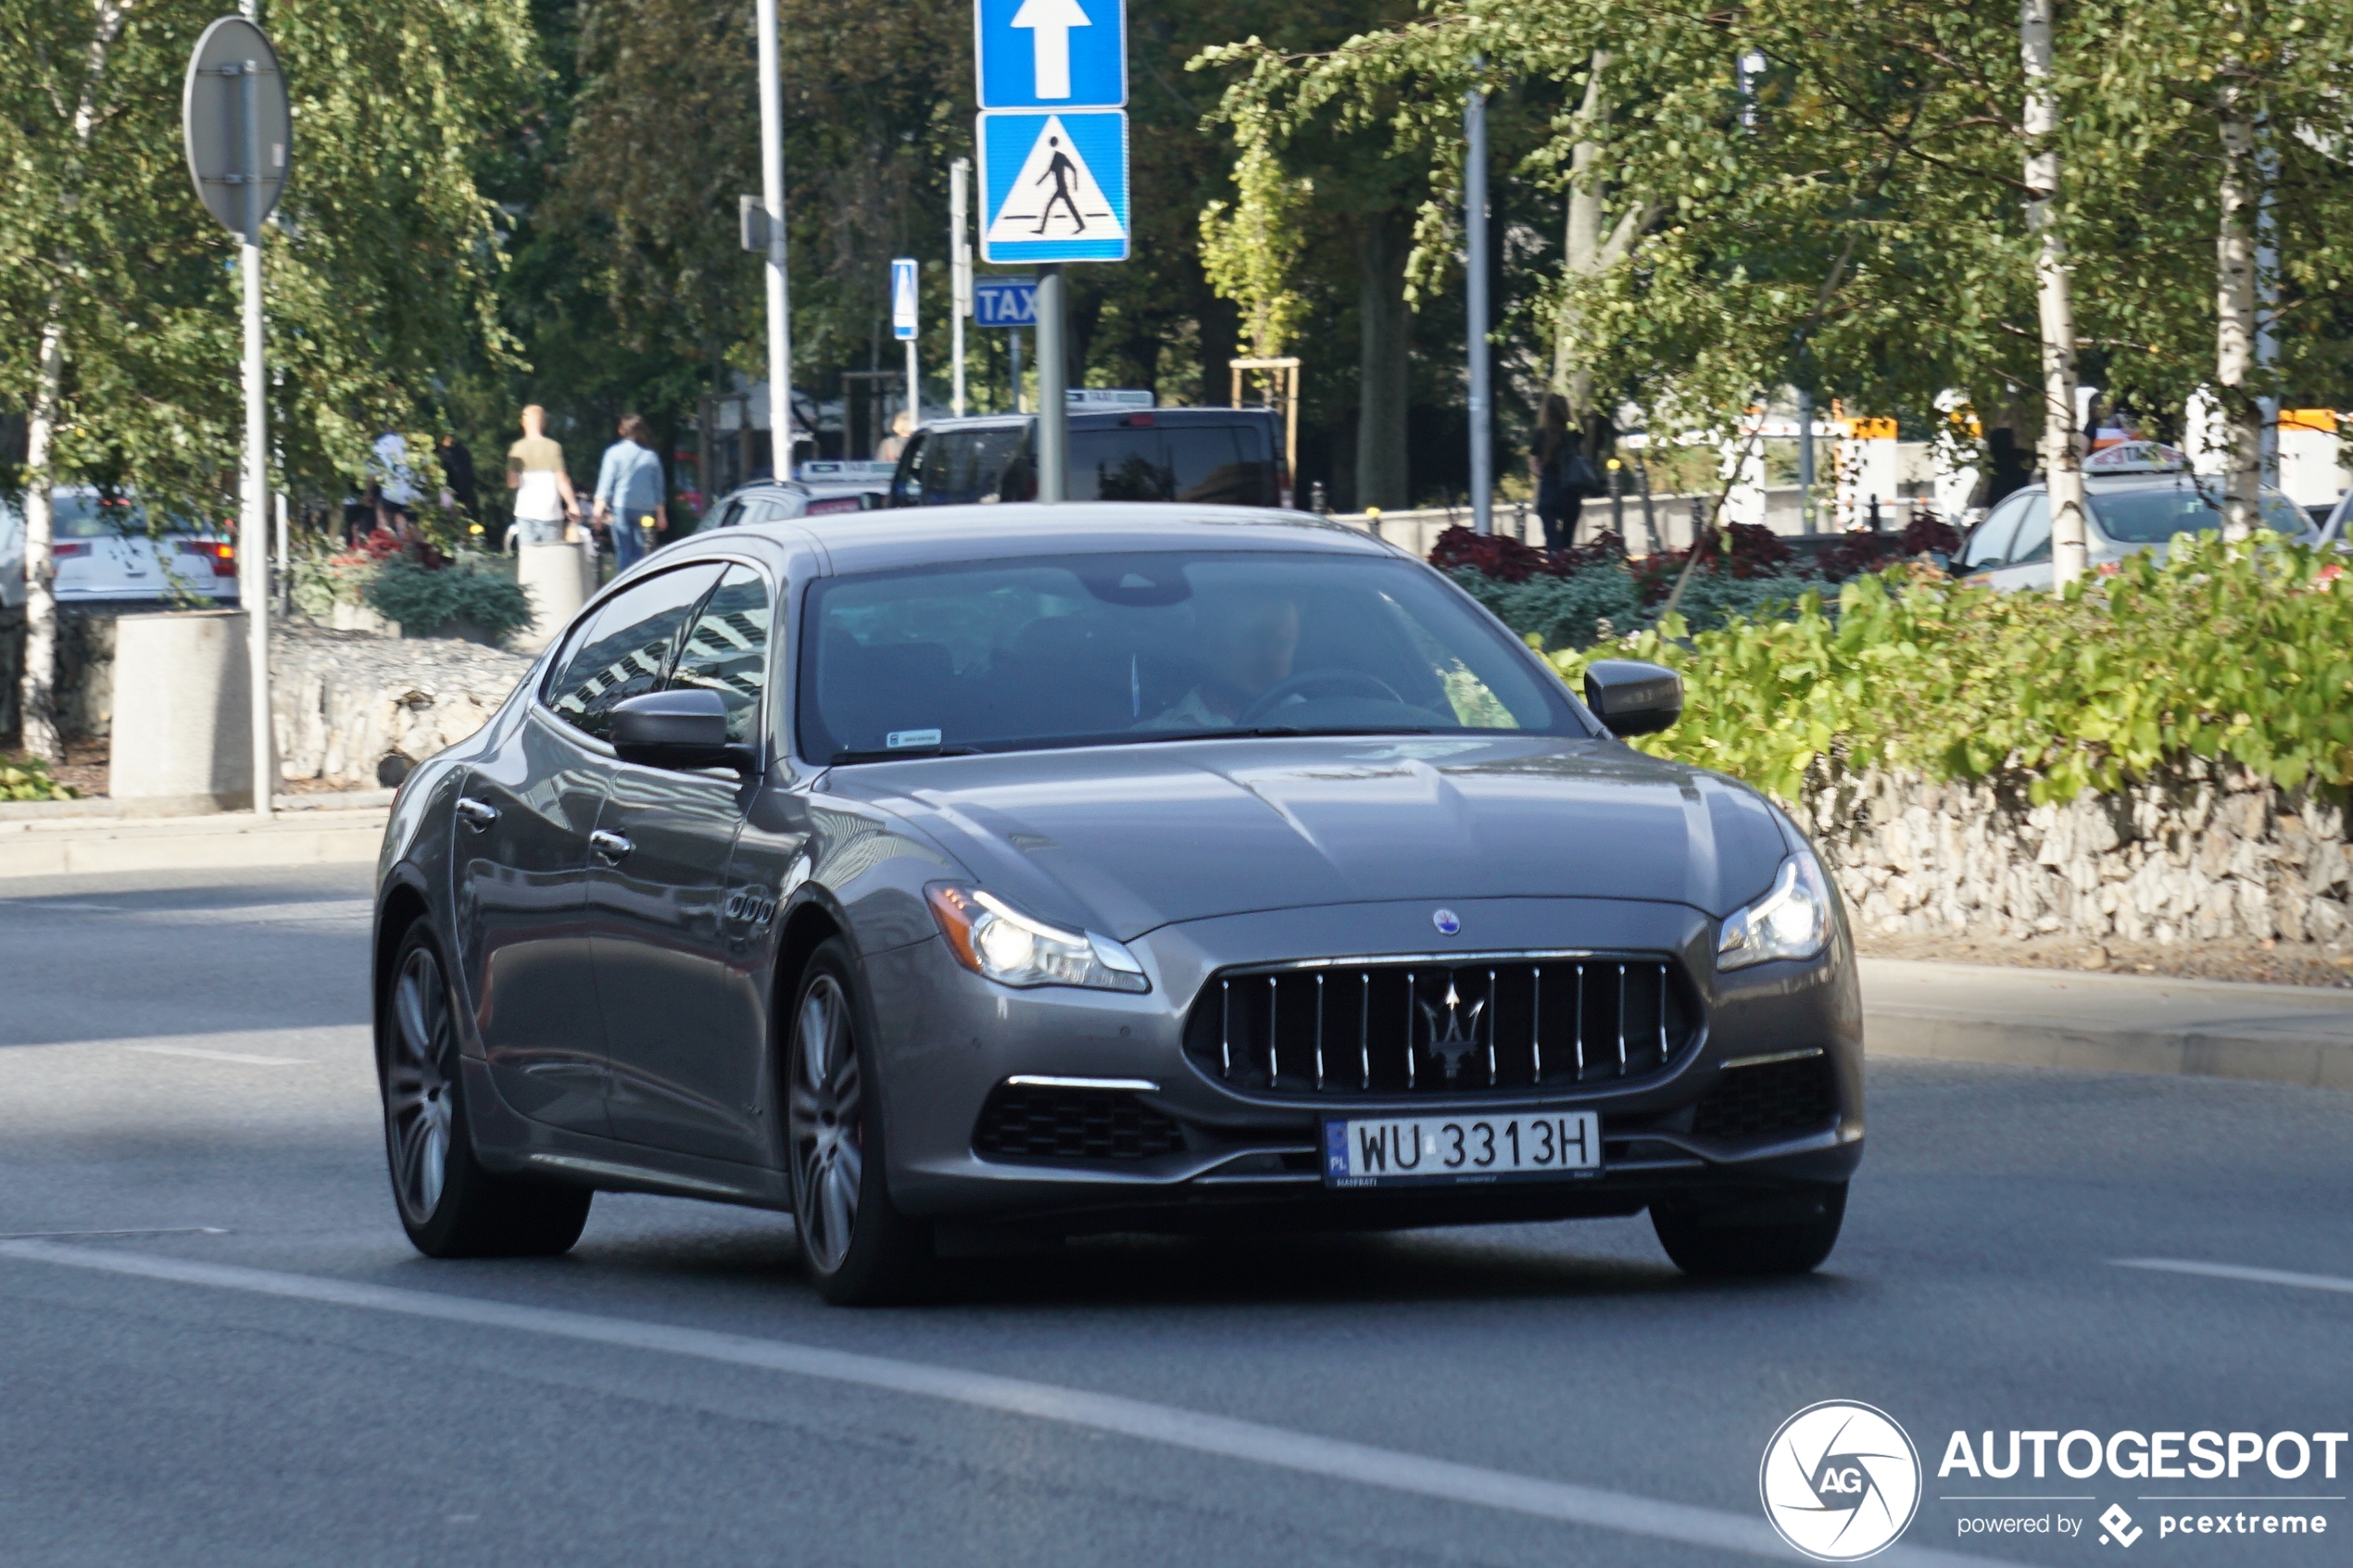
[107,609,253,814]
[513,540,588,654]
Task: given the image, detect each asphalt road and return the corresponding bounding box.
[3,864,2348,1568]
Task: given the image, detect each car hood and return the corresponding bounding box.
[818,735,1793,940]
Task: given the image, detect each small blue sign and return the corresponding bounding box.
[972,276,1037,327]
[975,0,1125,110]
[978,109,1128,264]
[889,257,918,340]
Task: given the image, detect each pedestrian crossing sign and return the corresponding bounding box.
[977,109,1128,263]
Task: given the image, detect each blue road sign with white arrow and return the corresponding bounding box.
[978,109,1128,263]
[890,257,918,339]
[975,0,1124,109]
[972,276,1038,326]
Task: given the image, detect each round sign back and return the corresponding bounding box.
[181,16,290,239]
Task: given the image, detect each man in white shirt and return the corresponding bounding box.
[506,406,579,546]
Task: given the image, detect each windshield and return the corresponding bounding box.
[2089,482,2309,544]
[48,495,214,539]
[798,550,1586,760]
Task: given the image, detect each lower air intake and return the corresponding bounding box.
[971,1084,1186,1161]
[1691,1052,1838,1139]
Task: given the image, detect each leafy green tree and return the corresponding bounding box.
[2,0,535,759]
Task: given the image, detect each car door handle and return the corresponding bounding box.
[589,830,635,861]
[456,797,499,827]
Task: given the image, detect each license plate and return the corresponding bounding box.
[1321,1110,1601,1188]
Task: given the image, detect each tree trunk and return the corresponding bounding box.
[19,308,67,761]
[2021,0,2086,592]
[1554,52,1607,412]
[2215,76,2263,541]
[18,1,131,762]
[1195,290,1239,408]
[1355,208,1412,512]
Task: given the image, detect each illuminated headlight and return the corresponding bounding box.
[1717,852,1832,970]
[926,884,1150,993]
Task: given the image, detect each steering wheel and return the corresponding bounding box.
[1239,669,1406,725]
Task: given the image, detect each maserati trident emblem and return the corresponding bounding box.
[1417,980,1486,1083]
[1431,908,1461,935]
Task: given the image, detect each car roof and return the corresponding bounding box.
[710,502,1393,576]
[914,407,1280,433]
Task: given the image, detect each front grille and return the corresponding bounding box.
[1184,956,1698,1098]
[1691,1052,1837,1138]
[971,1085,1187,1161]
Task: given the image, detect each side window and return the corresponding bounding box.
[666,563,773,745]
[711,499,746,529]
[1961,494,2031,570]
[891,433,929,506]
[2006,494,2053,567]
[544,564,725,740]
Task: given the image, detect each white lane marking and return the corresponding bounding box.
[0,1241,2014,1568]
[0,898,372,927]
[2113,1257,2353,1296]
[125,1045,311,1067]
[0,1227,229,1240]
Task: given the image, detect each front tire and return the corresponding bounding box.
[1651,1181,1846,1277]
[786,940,930,1305]
[380,924,592,1259]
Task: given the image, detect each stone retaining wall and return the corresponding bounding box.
[271,622,528,788]
[1805,762,2353,947]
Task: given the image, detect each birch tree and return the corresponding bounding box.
[1,0,535,759]
[2022,0,2087,590]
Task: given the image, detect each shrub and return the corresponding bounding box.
[1,757,76,801]
[1544,534,2353,806]
[364,552,534,645]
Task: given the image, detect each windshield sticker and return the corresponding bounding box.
[887,729,943,749]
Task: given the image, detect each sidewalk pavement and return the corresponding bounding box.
[1861,958,2353,1090]
[0,806,388,878]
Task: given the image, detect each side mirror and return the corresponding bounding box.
[610,688,751,772]
[1582,659,1682,737]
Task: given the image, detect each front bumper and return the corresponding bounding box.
[863,896,1863,1228]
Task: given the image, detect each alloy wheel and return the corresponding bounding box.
[385,945,456,1225]
[788,974,863,1273]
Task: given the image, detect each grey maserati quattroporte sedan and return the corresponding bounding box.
[371,504,1862,1303]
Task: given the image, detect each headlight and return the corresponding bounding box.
[925,884,1150,993]
[1717,851,1832,970]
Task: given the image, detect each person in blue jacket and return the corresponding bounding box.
[591,414,667,571]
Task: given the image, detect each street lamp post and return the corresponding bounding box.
[1465,69,1492,536]
[755,0,794,478]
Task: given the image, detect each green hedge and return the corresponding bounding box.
[364,554,535,645]
[1451,564,1813,648]
[1542,536,2353,806]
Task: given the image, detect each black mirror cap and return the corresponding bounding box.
[1582,659,1682,737]
[610,688,747,771]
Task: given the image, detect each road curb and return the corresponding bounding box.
[1866,1009,2353,1090]
[0,809,387,878]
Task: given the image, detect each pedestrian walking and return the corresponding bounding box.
[438,433,479,529]
[506,405,578,547]
[1530,394,1582,553]
[371,429,421,539]
[875,409,913,464]
[592,414,667,572]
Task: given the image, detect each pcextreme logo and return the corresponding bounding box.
[1761,1400,1924,1561]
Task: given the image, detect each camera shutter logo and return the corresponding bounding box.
[1759,1400,1922,1561]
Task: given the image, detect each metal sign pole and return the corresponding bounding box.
[237,56,272,819]
[1035,265,1067,501]
[950,159,971,418]
[756,0,794,479]
[1465,72,1493,537]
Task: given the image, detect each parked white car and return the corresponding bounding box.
[44,487,239,604]
[1955,443,2313,592]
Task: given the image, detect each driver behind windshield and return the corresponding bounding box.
[1141,589,1299,730]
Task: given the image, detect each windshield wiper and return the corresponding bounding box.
[828,743,986,765]
[1127,725,1434,744]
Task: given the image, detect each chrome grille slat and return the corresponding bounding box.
[1186,954,1696,1099]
